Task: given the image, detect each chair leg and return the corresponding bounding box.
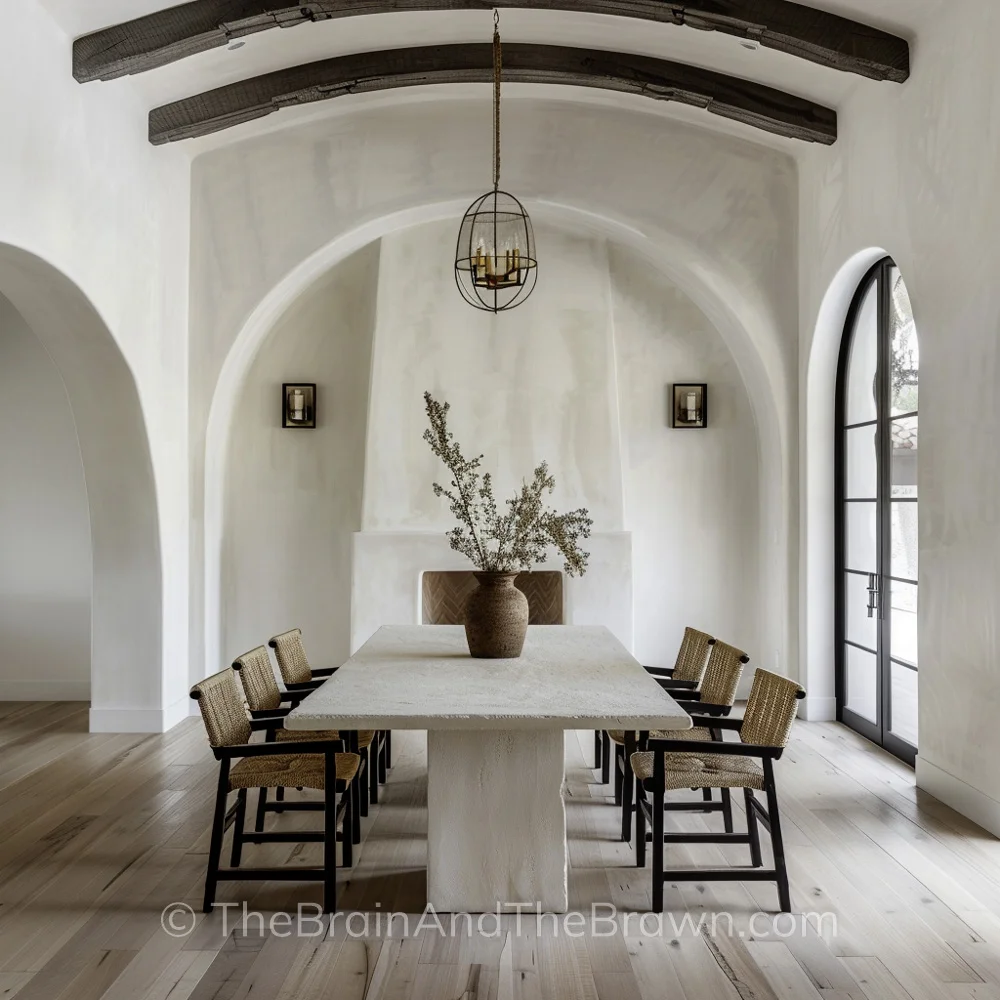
[275,785,285,811]
[385,730,392,770]
[614,744,624,806]
[745,788,763,867]
[358,749,369,817]
[378,733,388,783]
[635,788,647,868]
[324,753,338,913]
[721,788,733,834]
[369,743,380,805]
[651,782,665,911]
[230,788,247,867]
[594,730,603,770]
[620,760,634,843]
[254,787,268,833]
[341,783,353,869]
[351,772,362,845]
[203,761,230,913]
[701,787,713,812]
[601,731,611,785]
[764,760,791,913]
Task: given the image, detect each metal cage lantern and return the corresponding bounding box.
[455,189,537,312]
[454,10,537,313]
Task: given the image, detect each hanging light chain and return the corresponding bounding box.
[493,8,501,190]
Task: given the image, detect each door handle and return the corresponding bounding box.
[866,573,878,619]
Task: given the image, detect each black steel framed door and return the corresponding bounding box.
[835,258,919,766]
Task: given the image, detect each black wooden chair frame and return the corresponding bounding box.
[616,698,733,843]
[595,640,716,785]
[248,710,367,846]
[200,725,357,915]
[634,713,798,913]
[242,664,388,817]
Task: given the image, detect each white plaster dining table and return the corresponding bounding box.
[286,624,691,913]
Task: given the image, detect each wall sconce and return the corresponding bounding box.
[282,383,316,428]
[671,383,707,429]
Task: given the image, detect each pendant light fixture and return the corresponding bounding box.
[454,10,537,312]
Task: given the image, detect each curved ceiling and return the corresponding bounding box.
[40,0,943,152]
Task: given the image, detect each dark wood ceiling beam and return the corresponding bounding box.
[75,1,909,85]
[147,42,837,145]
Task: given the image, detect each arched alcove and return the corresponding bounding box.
[0,292,91,702]
[0,244,163,732]
[206,204,784,681]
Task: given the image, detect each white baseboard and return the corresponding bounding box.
[801,696,837,722]
[0,680,90,701]
[162,696,191,732]
[917,757,1000,839]
[90,697,191,734]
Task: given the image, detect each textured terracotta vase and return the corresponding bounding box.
[463,572,529,658]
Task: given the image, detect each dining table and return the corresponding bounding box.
[285,623,691,912]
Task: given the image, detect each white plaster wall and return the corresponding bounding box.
[610,247,760,669]
[363,220,624,533]
[194,101,798,684]
[223,244,380,668]
[0,294,91,700]
[798,4,1000,827]
[0,1,191,730]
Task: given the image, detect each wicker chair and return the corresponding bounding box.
[190,669,360,914]
[270,629,391,785]
[231,645,374,833]
[595,627,715,784]
[612,640,749,843]
[630,668,805,913]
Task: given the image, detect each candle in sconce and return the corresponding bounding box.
[290,389,305,420]
[685,391,698,422]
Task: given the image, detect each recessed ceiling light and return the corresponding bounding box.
[740,39,760,51]
[227,39,246,51]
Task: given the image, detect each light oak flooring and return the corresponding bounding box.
[2,702,1000,999]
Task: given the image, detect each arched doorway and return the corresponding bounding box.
[836,257,919,764]
[0,293,91,701]
[0,244,163,732]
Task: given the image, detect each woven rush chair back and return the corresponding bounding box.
[671,627,715,684]
[739,668,804,748]
[699,640,749,706]
[191,669,252,748]
[269,628,312,686]
[232,645,282,713]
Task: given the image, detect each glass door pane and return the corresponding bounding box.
[891,417,918,498]
[846,502,877,574]
[891,502,918,582]
[845,573,877,650]
[889,266,919,416]
[889,581,918,667]
[846,281,878,425]
[845,645,878,723]
[846,425,877,498]
[890,662,919,745]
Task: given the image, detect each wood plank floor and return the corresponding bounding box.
[1,702,1000,999]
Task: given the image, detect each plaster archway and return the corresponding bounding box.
[0,244,163,732]
[800,247,888,720]
[203,200,792,682]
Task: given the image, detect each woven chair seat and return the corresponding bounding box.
[274,728,375,748]
[229,752,361,791]
[630,750,765,791]
[608,727,713,745]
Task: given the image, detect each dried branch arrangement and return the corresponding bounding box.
[423,391,593,576]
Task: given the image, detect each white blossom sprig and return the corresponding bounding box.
[423,391,592,576]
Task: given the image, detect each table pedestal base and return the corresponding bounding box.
[427,729,568,913]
